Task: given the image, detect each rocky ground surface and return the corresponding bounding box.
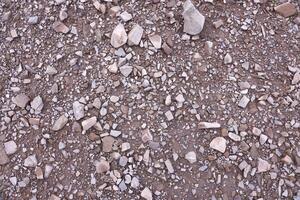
[0,0,300,199]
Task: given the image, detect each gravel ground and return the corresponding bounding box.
[0,0,300,199]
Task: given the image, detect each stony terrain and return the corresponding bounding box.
[0,0,300,199]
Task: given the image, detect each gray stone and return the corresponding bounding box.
[52,115,68,131]
[111,24,127,48]
[95,160,110,173]
[28,16,38,24]
[149,34,162,49]
[12,94,30,108]
[182,0,205,35]
[82,117,97,130]
[24,154,38,167]
[210,137,227,153]
[141,187,152,200]
[4,141,17,155]
[73,101,85,120]
[31,96,44,113]
[185,151,197,164]
[0,144,9,165]
[128,24,144,46]
[119,65,133,77]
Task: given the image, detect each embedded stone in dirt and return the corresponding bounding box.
[274,2,297,18]
[52,21,69,33]
[210,137,227,153]
[141,187,153,200]
[119,65,133,77]
[128,24,144,46]
[185,151,197,164]
[4,140,17,155]
[102,136,115,152]
[238,96,250,108]
[198,122,221,129]
[12,94,30,108]
[31,96,44,114]
[0,144,9,165]
[257,158,271,173]
[24,154,38,167]
[73,101,85,120]
[95,160,110,173]
[82,116,97,130]
[149,34,162,49]
[141,129,153,143]
[224,53,232,64]
[182,0,205,35]
[111,23,128,48]
[52,115,68,131]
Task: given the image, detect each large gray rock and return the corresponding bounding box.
[128,24,143,46]
[111,24,127,48]
[182,0,205,35]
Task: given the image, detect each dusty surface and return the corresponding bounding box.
[0,0,300,199]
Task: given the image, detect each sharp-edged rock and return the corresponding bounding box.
[82,116,97,130]
[128,24,144,46]
[182,0,205,35]
[12,94,30,108]
[111,23,128,48]
[73,101,85,120]
[52,115,68,131]
[198,122,221,129]
[209,137,227,153]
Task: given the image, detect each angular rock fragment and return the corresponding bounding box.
[0,144,9,165]
[182,0,205,35]
[52,21,69,33]
[198,122,221,129]
[274,2,297,18]
[24,154,38,167]
[292,72,300,85]
[31,96,44,113]
[52,115,68,131]
[141,187,153,200]
[82,116,97,130]
[149,34,162,49]
[102,136,115,152]
[238,96,250,108]
[12,94,30,108]
[73,101,85,120]
[119,65,133,77]
[257,158,271,173]
[128,24,143,46]
[4,141,17,155]
[28,16,38,24]
[141,129,153,143]
[95,160,110,173]
[224,53,232,64]
[111,24,127,48]
[210,137,227,153]
[185,151,197,164]
[164,159,174,173]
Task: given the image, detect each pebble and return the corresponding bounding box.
[182,0,205,35]
[209,137,227,153]
[44,165,53,178]
[274,2,297,18]
[0,144,9,165]
[224,53,232,64]
[4,141,17,155]
[185,151,197,164]
[46,66,58,75]
[119,156,128,167]
[165,110,174,121]
[31,96,44,113]
[121,142,131,152]
[35,167,44,179]
[141,187,153,200]
[24,154,38,167]
[73,101,85,120]
[149,34,162,49]
[119,65,133,77]
[141,129,153,143]
[28,16,38,24]
[52,21,69,33]
[259,134,268,145]
[175,94,185,103]
[257,158,271,173]
[292,72,300,85]
[131,177,140,189]
[52,115,68,131]
[102,136,115,152]
[111,24,128,48]
[128,24,144,46]
[95,160,110,173]
[108,62,118,73]
[228,132,241,142]
[238,96,250,108]
[110,130,122,137]
[12,94,30,108]
[164,159,174,173]
[82,116,97,130]
[165,95,172,106]
[120,11,132,22]
[198,122,221,129]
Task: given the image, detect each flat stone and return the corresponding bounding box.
[274,2,297,18]
[119,65,133,77]
[238,96,250,108]
[35,166,44,179]
[31,96,44,113]
[110,130,122,137]
[24,154,38,167]
[182,0,205,35]
[52,115,68,131]
[210,137,227,153]
[141,187,153,200]
[28,16,38,24]
[228,132,241,142]
[165,110,174,121]
[198,122,221,129]
[128,24,143,46]
[73,101,85,120]
[175,94,185,103]
[185,151,197,164]
[0,144,9,165]
[111,23,128,48]
[131,177,140,189]
[95,160,110,173]
[82,117,97,130]
[4,141,17,155]
[108,62,118,73]
[164,159,174,173]
[46,66,58,75]
[257,158,271,173]
[120,11,132,22]
[292,72,300,85]
[162,42,172,55]
[149,34,162,49]
[12,94,30,108]
[52,21,69,33]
